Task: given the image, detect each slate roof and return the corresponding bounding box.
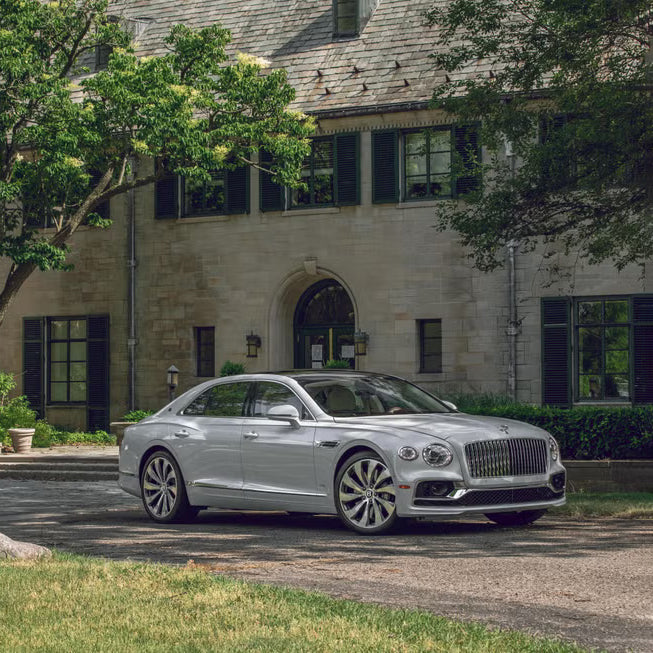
[107,0,488,117]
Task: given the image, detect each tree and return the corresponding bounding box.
[425,0,653,272]
[0,0,313,326]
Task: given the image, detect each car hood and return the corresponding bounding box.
[333,412,548,444]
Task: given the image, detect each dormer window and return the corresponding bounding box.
[334,0,358,37]
[95,15,120,71]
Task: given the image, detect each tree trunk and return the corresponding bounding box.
[0,262,37,329]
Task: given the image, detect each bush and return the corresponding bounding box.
[442,394,653,460]
[323,359,352,369]
[122,409,155,422]
[219,361,245,377]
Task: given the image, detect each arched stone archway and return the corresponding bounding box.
[267,267,357,370]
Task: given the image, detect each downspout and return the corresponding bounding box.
[127,172,137,411]
[505,139,519,400]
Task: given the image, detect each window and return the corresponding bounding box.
[251,382,310,420]
[156,167,249,219]
[183,382,249,417]
[418,320,442,373]
[48,318,87,403]
[288,134,359,209]
[195,327,215,378]
[372,125,480,204]
[577,300,629,400]
[333,0,358,36]
[541,296,653,406]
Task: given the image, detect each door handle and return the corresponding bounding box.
[243,431,259,440]
[174,429,190,438]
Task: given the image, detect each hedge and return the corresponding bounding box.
[445,396,653,460]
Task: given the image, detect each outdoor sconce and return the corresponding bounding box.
[246,332,262,358]
[354,330,369,356]
[167,364,179,401]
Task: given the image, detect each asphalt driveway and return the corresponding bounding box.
[1,479,652,652]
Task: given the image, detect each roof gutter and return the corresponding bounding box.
[308,100,432,120]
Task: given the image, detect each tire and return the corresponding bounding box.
[335,451,399,535]
[485,509,547,526]
[140,450,199,523]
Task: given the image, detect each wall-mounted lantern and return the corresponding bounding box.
[167,364,179,402]
[354,330,369,356]
[246,332,262,358]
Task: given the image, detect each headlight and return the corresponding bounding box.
[398,446,418,461]
[549,436,559,461]
[422,443,453,467]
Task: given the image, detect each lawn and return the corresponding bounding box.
[0,554,586,653]
[552,492,653,519]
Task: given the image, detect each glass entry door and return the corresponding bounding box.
[294,280,355,369]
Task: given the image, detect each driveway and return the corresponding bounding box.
[1,479,652,653]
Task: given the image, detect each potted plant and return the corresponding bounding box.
[0,372,37,454]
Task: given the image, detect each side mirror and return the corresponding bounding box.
[441,400,458,412]
[266,404,301,428]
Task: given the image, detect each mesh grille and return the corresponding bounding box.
[465,438,548,478]
[414,486,563,507]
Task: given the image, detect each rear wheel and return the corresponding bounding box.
[485,509,546,526]
[140,450,199,523]
[335,452,399,535]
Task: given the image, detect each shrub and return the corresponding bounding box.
[122,409,155,422]
[323,359,352,369]
[442,394,653,460]
[219,361,245,377]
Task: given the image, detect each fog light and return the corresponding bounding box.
[416,481,455,498]
[551,471,566,491]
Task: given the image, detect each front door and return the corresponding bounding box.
[294,280,355,368]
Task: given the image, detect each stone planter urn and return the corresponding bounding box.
[8,427,36,454]
[109,422,135,447]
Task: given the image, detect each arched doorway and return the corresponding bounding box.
[294,280,355,368]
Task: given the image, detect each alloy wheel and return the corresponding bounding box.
[142,454,179,519]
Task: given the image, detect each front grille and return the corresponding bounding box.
[465,438,548,478]
[414,486,564,507]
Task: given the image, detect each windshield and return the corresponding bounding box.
[296,374,452,417]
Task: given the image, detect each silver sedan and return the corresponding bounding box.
[119,371,566,534]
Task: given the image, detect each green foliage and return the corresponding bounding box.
[122,409,155,422]
[219,360,246,377]
[0,371,16,406]
[323,359,352,369]
[30,424,116,447]
[425,0,653,273]
[446,394,653,460]
[0,0,313,325]
[0,396,37,438]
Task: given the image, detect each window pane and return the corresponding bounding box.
[579,374,602,399]
[605,326,628,349]
[405,133,427,156]
[51,362,68,382]
[70,320,86,339]
[578,302,602,324]
[70,362,86,382]
[420,319,442,373]
[51,321,68,340]
[580,350,601,374]
[406,176,428,199]
[185,177,206,214]
[430,151,451,174]
[579,327,601,352]
[70,382,86,402]
[51,343,67,362]
[605,300,628,323]
[205,383,249,417]
[252,382,303,417]
[430,130,450,152]
[605,374,629,399]
[606,350,629,374]
[70,341,86,361]
[51,383,67,402]
[204,175,225,212]
[429,175,451,197]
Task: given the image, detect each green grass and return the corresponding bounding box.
[0,554,587,652]
[553,492,653,519]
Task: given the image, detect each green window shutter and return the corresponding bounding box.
[335,133,359,205]
[454,124,481,196]
[225,166,250,215]
[87,315,110,431]
[372,130,399,204]
[155,174,178,219]
[23,318,44,419]
[541,297,571,407]
[259,150,285,212]
[633,296,653,404]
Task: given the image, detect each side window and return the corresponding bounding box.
[183,382,249,417]
[251,382,310,419]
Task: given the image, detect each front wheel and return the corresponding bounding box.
[485,509,546,526]
[140,450,199,523]
[335,452,399,535]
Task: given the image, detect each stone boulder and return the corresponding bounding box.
[0,532,52,560]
